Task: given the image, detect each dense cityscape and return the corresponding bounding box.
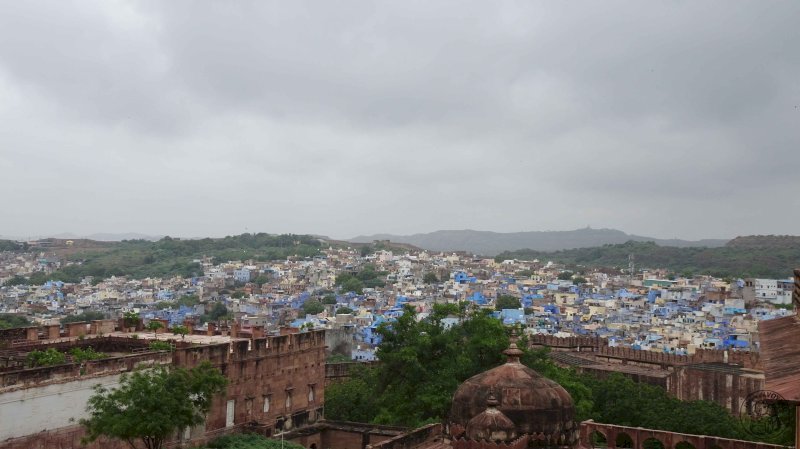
[1,236,796,359]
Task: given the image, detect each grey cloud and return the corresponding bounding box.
[0,1,798,240]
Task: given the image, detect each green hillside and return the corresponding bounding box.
[17,234,321,284]
[495,236,800,279]
[0,240,26,252]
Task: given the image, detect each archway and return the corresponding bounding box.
[675,441,696,449]
[590,430,608,448]
[643,437,665,449]
[615,432,634,449]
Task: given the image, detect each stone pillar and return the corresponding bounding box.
[45,324,60,339]
[67,322,87,337]
[207,322,217,336]
[155,318,169,334]
[25,327,38,341]
[252,325,265,339]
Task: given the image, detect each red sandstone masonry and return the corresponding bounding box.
[528,335,761,369]
[368,424,443,449]
[0,330,327,449]
[580,421,785,449]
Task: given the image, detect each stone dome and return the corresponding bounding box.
[465,393,517,442]
[449,341,577,445]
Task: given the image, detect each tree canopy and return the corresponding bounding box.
[326,304,508,426]
[26,348,66,367]
[0,313,31,329]
[200,303,231,323]
[61,311,106,324]
[335,273,364,294]
[81,361,227,449]
[495,294,521,310]
[21,233,321,283]
[496,237,800,279]
[423,272,439,284]
[324,305,794,445]
[200,433,306,449]
[302,299,325,316]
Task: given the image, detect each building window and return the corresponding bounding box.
[308,385,315,403]
[285,391,292,410]
[226,400,235,428]
[263,395,271,413]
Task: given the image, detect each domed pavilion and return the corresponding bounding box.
[448,339,578,449]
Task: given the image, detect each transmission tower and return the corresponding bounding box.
[628,254,635,278]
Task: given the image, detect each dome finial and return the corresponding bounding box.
[503,330,524,363]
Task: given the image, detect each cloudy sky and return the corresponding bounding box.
[1,1,798,240]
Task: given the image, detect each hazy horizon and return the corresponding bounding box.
[2,1,798,240]
[0,226,740,243]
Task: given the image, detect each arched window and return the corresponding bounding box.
[590,431,608,448]
[615,432,633,449]
[643,437,665,449]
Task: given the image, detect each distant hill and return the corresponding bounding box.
[5,233,322,284]
[350,228,728,256]
[495,235,800,279]
[51,232,163,241]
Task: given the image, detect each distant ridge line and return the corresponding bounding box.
[349,228,729,256]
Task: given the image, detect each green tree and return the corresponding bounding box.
[324,364,381,423]
[423,272,439,284]
[202,433,306,449]
[61,311,106,324]
[176,294,201,307]
[335,306,354,314]
[146,320,163,337]
[363,305,508,426]
[201,303,231,323]
[172,325,190,340]
[302,299,325,316]
[336,273,365,294]
[81,361,228,449]
[572,276,588,285]
[253,275,270,285]
[0,313,31,329]
[322,293,337,304]
[148,341,173,351]
[123,311,140,328]
[1,275,28,286]
[26,348,66,367]
[495,294,521,310]
[557,271,574,280]
[70,347,107,363]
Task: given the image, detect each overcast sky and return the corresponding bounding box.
[1,1,798,241]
